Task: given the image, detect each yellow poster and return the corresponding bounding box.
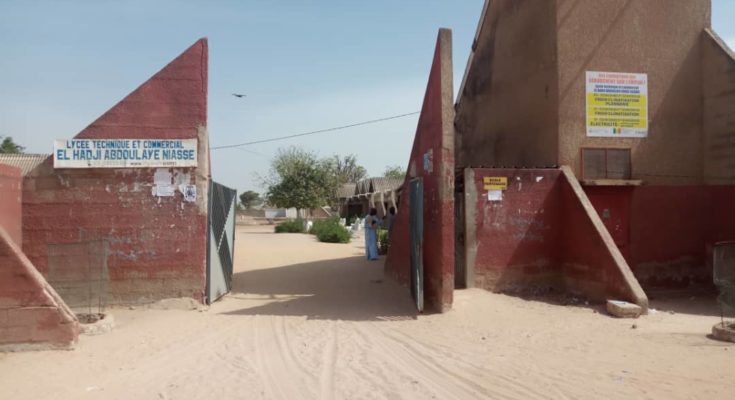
[483,176,507,190]
[586,71,648,137]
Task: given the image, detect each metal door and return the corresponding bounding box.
[207,181,237,304]
[409,178,424,312]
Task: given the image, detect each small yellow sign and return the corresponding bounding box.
[483,176,507,190]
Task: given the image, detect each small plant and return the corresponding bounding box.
[274,218,306,233]
[317,223,351,243]
[377,228,390,255]
[309,217,340,236]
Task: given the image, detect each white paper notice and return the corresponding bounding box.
[488,190,503,202]
[152,184,175,197]
[152,168,174,197]
[180,184,197,202]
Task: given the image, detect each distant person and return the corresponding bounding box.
[364,208,382,261]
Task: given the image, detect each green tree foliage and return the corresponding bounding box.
[263,148,369,212]
[330,154,368,185]
[239,190,261,209]
[0,136,25,154]
[324,154,368,208]
[264,147,333,213]
[383,165,405,180]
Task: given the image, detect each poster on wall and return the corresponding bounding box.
[53,139,198,168]
[586,71,648,138]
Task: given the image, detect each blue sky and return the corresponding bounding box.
[1,1,734,194]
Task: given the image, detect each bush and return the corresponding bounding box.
[308,217,350,243]
[308,217,339,236]
[317,223,351,243]
[274,218,306,233]
[377,228,390,254]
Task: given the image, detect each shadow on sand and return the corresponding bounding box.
[220,255,418,322]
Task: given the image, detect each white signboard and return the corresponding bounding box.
[54,139,198,168]
[586,71,648,137]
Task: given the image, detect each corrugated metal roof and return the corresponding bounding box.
[347,177,404,196]
[369,177,403,193]
[337,183,357,199]
[0,153,50,176]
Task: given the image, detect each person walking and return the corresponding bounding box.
[364,208,381,261]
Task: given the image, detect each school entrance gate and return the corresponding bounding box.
[206,181,237,304]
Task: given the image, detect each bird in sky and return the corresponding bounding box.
[232,93,246,98]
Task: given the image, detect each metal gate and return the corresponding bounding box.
[206,181,237,304]
[409,178,424,312]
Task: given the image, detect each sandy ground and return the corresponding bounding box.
[1,224,733,400]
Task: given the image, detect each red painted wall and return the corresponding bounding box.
[385,29,454,312]
[467,169,563,292]
[560,177,640,303]
[22,39,210,305]
[0,228,78,349]
[463,167,646,305]
[626,186,709,289]
[0,165,22,247]
[586,185,735,290]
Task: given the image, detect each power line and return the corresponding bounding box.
[234,147,270,159]
[211,111,419,150]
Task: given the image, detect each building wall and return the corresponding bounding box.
[460,167,647,306]
[624,185,735,290]
[0,228,78,350]
[22,39,210,306]
[385,29,455,312]
[628,187,708,288]
[556,0,711,184]
[559,168,646,305]
[455,0,559,169]
[0,165,22,247]
[463,169,563,292]
[702,29,735,184]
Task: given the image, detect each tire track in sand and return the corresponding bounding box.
[381,326,551,400]
[319,321,338,400]
[254,315,315,399]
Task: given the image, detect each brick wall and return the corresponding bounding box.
[0,165,22,247]
[463,168,563,293]
[22,39,210,306]
[461,167,647,307]
[385,29,455,312]
[0,228,78,350]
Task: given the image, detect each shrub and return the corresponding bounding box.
[317,223,351,243]
[275,218,306,233]
[309,217,335,236]
[377,228,390,254]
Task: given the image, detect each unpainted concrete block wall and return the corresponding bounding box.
[556,0,710,185]
[385,29,455,312]
[703,29,735,184]
[22,39,210,306]
[0,227,79,350]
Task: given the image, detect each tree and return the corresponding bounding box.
[239,190,261,209]
[331,154,368,185]
[383,165,405,180]
[0,136,24,154]
[264,147,333,215]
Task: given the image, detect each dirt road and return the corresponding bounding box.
[0,225,733,399]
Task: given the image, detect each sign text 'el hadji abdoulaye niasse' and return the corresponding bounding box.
[53,139,198,168]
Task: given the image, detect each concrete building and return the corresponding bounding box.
[337,177,403,220]
[388,0,735,312]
